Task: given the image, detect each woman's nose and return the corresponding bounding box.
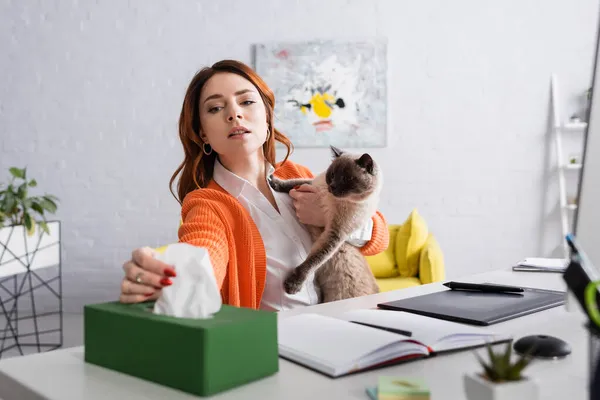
[227,107,243,122]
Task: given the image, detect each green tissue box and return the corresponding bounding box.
[84,301,279,396]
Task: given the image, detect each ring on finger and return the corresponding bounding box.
[134,272,143,284]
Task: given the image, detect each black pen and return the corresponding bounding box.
[443,281,524,293]
[349,321,412,337]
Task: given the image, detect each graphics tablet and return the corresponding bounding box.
[377,285,565,326]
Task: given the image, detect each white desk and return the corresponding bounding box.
[0,269,591,400]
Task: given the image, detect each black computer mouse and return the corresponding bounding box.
[513,334,571,359]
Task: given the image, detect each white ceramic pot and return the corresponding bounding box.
[464,373,538,400]
[0,221,60,278]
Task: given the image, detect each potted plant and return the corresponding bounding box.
[463,342,538,400]
[0,167,60,278]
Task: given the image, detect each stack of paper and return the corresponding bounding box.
[513,257,567,273]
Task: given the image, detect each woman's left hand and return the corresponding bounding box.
[289,184,326,227]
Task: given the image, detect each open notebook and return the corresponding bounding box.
[278,309,511,378]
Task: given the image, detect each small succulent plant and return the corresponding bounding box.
[474,342,534,383]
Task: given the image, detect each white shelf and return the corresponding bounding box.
[560,121,588,132]
[561,163,583,170]
[551,73,586,258]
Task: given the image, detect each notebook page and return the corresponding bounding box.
[278,313,415,373]
[338,309,501,348]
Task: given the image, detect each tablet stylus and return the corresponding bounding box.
[443,281,525,294]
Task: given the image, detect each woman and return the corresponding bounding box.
[119,60,389,311]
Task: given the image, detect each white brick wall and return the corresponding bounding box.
[1,0,598,313]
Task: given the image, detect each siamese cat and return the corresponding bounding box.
[268,146,382,302]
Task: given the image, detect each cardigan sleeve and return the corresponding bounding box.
[359,210,390,256]
[275,160,315,179]
[295,163,315,179]
[178,195,230,290]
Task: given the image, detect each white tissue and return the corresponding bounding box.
[152,243,222,318]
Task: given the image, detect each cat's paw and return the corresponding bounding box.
[268,176,287,192]
[283,272,304,295]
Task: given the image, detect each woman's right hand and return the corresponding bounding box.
[120,247,177,303]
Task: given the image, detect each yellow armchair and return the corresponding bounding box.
[365,209,445,292]
[154,245,169,254]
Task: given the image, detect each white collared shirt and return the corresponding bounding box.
[212,158,372,311]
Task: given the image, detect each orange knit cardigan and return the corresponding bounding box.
[178,160,389,309]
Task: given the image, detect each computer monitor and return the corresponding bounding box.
[574,24,600,271]
[563,20,600,316]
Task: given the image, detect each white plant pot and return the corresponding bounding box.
[0,221,60,278]
[464,373,538,400]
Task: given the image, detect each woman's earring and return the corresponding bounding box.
[202,142,213,155]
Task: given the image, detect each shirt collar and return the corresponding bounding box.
[213,157,275,198]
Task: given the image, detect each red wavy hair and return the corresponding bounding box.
[169,60,294,204]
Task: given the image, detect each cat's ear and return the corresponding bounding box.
[330,145,343,158]
[356,153,374,174]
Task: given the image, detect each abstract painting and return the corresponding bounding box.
[254,40,387,148]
